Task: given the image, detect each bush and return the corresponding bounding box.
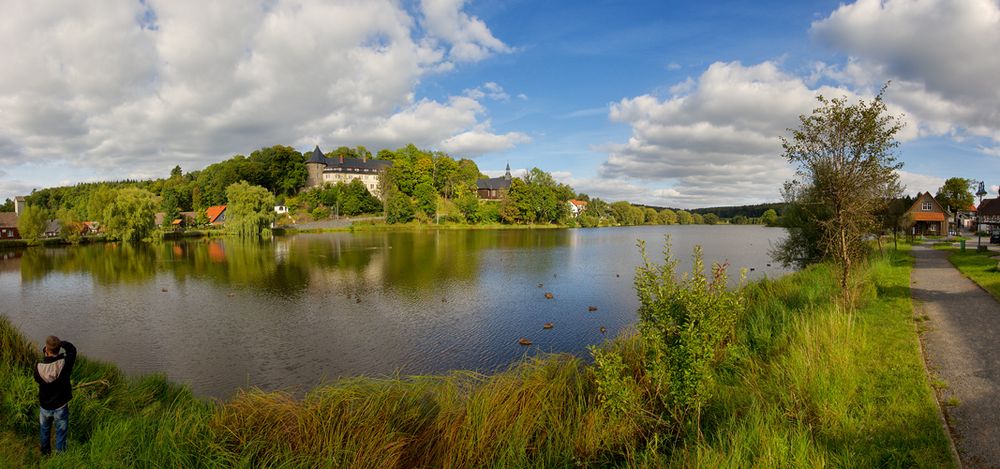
[311,206,331,220]
[632,239,745,431]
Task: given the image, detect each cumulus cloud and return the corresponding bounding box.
[440,124,530,156]
[812,0,1000,143]
[897,170,945,197]
[420,0,512,62]
[0,0,520,198]
[600,61,864,207]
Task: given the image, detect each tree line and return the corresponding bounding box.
[4,142,761,242]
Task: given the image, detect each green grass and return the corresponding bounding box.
[945,248,1000,301]
[1,247,954,467]
[674,246,953,467]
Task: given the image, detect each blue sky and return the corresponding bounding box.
[1,0,998,208]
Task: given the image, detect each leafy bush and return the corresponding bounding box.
[310,205,330,220]
[632,239,745,431]
[589,346,640,419]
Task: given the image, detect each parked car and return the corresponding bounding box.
[991,232,1000,244]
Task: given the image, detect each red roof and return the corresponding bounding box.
[0,212,16,228]
[206,205,226,224]
[569,199,588,207]
[911,212,945,222]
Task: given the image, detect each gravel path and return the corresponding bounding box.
[911,244,1000,468]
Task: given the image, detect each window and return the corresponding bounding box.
[922,201,933,211]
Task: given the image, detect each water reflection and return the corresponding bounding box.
[1,226,787,399]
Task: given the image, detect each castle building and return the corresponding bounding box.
[304,146,392,198]
[476,163,513,199]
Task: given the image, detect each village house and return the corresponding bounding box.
[476,164,513,200]
[0,212,19,240]
[82,221,100,235]
[976,188,1000,236]
[904,192,952,236]
[304,146,392,198]
[567,199,588,217]
[957,203,977,231]
[155,211,197,229]
[43,220,61,238]
[206,205,227,226]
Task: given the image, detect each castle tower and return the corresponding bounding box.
[305,145,327,189]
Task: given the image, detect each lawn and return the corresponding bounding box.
[945,247,1000,301]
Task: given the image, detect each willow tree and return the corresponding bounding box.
[777,87,903,291]
[225,181,275,239]
[103,187,157,242]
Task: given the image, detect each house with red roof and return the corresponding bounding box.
[206,205,227,225]
[567,199,588,217]
[0,212,19,240]
[904,192,952,236]
[957,202,977,231]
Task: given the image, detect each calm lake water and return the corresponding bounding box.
[0,225,788,399]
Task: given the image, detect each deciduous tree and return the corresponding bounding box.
[760,209,778,226]
[385,187,414,224]
[225,181,275,239]
[936,177,974,231]
[17,204,49,242]
[776,88,903,290]
[103,188,157,242]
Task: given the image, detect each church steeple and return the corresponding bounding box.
[504,162,512,180]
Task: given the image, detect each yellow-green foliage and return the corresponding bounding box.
[103,187,158,242]
[225,181,276,239]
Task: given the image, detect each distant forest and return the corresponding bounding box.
[636,202,785,219]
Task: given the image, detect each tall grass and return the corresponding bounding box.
[678,247,953,467]
[0,246,953,467]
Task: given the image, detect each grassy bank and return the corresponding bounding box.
[0,247,952,467]
[941,247,1000,301]
[296,220,570,234]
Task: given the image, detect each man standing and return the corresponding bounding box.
[33,335,76,455]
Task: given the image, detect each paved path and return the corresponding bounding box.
[286,216,383,231]
[911,244,1000,468]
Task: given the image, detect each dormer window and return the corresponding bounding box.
[922,201,933,211]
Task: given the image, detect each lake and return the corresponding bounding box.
[0,225,788,399]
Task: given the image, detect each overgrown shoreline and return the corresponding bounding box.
[0,246,953,467]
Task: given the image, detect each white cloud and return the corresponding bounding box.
[420,0,512,62]
[812,0,1000,143]
[464,82,510,101]
[0,179,35,202]
[896,170,944,197]
[600,61,862,207]
[440,124,531,157]
[0,0,522,200]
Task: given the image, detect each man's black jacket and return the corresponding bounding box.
[34,341,77,410]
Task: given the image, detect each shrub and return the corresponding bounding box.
[632,238,745,432]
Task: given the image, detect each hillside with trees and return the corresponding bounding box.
[12,143,739,243]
